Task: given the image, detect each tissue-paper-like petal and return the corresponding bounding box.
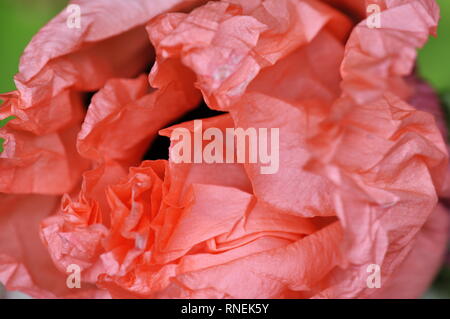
[77,74,200,164]
[0,92,89,194]
[15,0,207,108]
[147,0,352,109]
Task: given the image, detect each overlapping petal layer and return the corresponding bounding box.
[0,0,448,299]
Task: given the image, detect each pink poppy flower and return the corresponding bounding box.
[0,0,448,298]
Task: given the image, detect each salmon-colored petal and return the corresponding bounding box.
[0,194,108,298]
[153,183,253,263]
[95,155,316,297]
[0,100,89,194]
[159,114,253,200]
[15,0,206,109]
[99,237,293,298]
[158,222,343,298]
[99,202,340,298]
[40,161,127,285]
[92,161,166,296]
[89,161,166,295]
[247,30,344,104]
[1,0,448,300]
[304,93,447,297]
[212,201,323,251]
[77,74,200,164]
[147,0,352,110]
[0,89,84,136]
[340,0,439,104]
[41,64,203,276]
[230,92,336,217]
[286,0,448,298]
[368,204,449,298]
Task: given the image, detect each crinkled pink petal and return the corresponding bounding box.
[0,95,89,194]
[247,30,345,104]
[15,0,207,108]
[77,74,200,164]
[340,0,439,105]
[230,92,336,217]
[156,222,343,298]
[369,203,449,298]
[159,114,253,198]
[0,194,108,298]
[147,0,352,109]
[1,0,448,300]
[40,161,127,285]
[287,0,449,299]
[304,92,447,297]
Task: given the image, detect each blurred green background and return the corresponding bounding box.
[418,0,450,93]
[0,0,450,298]
[0,0,67,92]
